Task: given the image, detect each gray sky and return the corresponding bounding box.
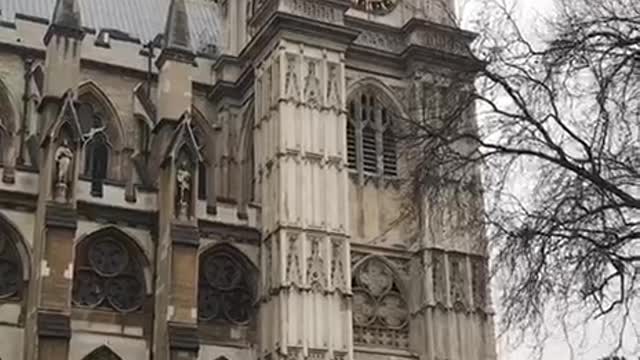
[456,0,640,359]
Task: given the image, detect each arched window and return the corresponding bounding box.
[198,246,256,325]
[352,257,409,349]
[83,346,122,360]
[347,87,399,177]
[72,229,147,313]
[84,132,109,197]
[0,227,23,300]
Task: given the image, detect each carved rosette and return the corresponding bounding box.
[352,257,409,349]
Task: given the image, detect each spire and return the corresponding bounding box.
[157,0,195,66]
[44,0,85,44]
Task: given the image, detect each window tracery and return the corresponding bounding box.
[352,257,409,349]
[198,247,256,325]
[77,99,111,196]
[347,88,399,178]
[72,234,146,313]
[0,233,21,300]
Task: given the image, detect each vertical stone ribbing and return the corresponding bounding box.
[256,38,352,360]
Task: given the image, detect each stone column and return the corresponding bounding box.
[250,4,357,358]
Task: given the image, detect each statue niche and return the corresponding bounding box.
[53,135,75,204]
[175,148,195,221]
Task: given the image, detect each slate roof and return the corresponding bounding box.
[0,0,222,51]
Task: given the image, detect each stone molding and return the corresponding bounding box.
[45,203,78,230]
[170,223,201,247]
[37,311,71,338]
[168,322,200,352]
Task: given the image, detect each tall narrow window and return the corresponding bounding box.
[85,133,109,197]
[346,86,399,178]
[198,162,207,200]
[137,117,151,162]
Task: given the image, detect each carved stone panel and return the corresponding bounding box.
[303,59,322,108]
[352,257,409,349]
[326,63,341,109]
[449,253,468,311]
[306,235,325,291]
[471,255,487,311]
[432,250,446,307]
[330,238,347,292]
[286,233,302,287]
[285,54,301,101]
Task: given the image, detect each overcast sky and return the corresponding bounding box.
[456,0,640,359]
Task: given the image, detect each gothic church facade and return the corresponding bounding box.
[0,0,495,359]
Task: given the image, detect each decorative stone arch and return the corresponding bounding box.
[351,254,410,349]
[197,242,258,326]
[346,77,406,179]
[81,345,123,360]
[0,211,32,300]
[72,226,151,312]
[77,81,126,182]
[346,77,408,119]
[77,81,126,148]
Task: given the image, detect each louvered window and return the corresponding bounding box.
[346,88,398,177]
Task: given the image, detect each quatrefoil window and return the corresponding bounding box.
[72,235,146,313]
[198,248,255,325]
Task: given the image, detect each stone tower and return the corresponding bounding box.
[0,0,495,360]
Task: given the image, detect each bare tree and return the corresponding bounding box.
[400,0,640,353]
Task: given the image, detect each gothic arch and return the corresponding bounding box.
[198,243,258,325]
[346,77,408,119]
[72,226,150,312]
[77,80,125,150]
[82,345,122,360]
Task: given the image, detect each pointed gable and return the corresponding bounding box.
[161,111,203,168]
[41,91,83,146]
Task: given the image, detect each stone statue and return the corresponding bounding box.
[54,139,74,203]
[55,139,73,184]
[176,160,192,220]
